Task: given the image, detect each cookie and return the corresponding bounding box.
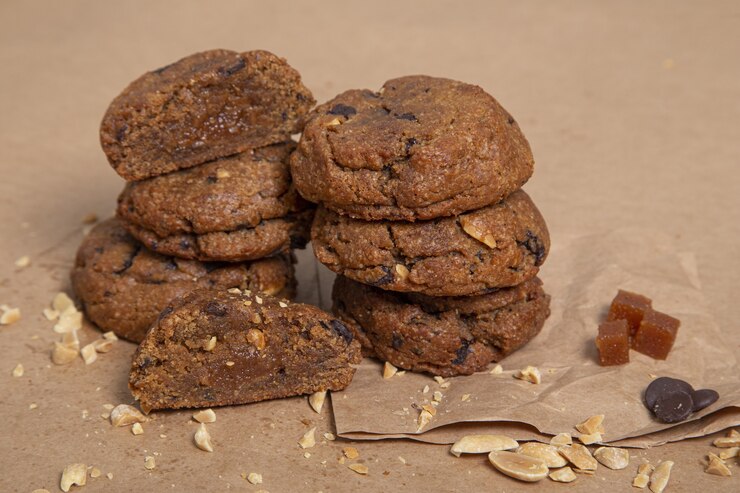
[332,276,550,377]
[116,141,314,261]
[290,75,533,221]
[101,49,315,181]
[71,218,295,343]
[129,288,362,412]
[312,190,549,297]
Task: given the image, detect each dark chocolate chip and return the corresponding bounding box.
[644,377,694,410]
[327,104,357,117]
[204,301,228,317]
[115,124,128,142]
[519,230,547,266]
[218,57,246,76]
[691,389,719,412]
[653,389,694,423]
[404,137,417,154]
[179,239,192,250]
[372,266,395,286]
[391,333,404,350]
[452,339,472,365]
[139,356,155,370]
[114,245,141,274]
[157,305,174,321]
[94,247,104,254]
[396,112,417,121]
[206,175,218,184]
[330,319,353,343]
[281,111,288,121]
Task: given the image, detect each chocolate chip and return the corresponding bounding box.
[204,301,228,317]
[179,239,192,250]
[452,339,472,365]
[164,259,178,270]
[206,175,218,184]
[115,124,128,142]
[218,57,246,76]
[692,389,719,412]
[327,104,357,117]
[404,137,417,154]
[653,389,694,423]
[392,334,404,349]
[644,377,694,410]
[372,266,395,286]
[114,245,141,274]
[396,113,417,121]
[519,230,547,266]
[157,305,174,321]
[330,319,353,343]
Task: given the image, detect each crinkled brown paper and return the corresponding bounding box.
[325,228,740,448]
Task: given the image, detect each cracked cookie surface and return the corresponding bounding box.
[101,49,315,181]
[71,218,295,342]
[290,75,534,221]
[312,190,549,297]
[332,276,550,377]
[130,287,361,412]
[116,142,315,262]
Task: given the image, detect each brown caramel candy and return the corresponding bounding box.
[607,290,652,335]
[632,310,680,360]
[595,319,630,366]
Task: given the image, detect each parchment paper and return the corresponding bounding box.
[330,227,740,447]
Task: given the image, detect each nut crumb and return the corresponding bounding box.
[131,423,144,435]
[90,467,101,478]
[101,331,118,341]
[11,363,23,377]
[14,255,31,268]
[433,391,443,402]
[225,361,235,366]
[398,456,406,464]
[204,336,217,351]
[488,450,548,482]
[718,447,739,460]
[649,460,673,493]
[713,429,740,448]
[308,391,327,413]
[450,435,519,457]
[550,433,572,446]
[593,446,629,469]
[327,117,342,126]
[53,309,82,334]
[216,169,231,179]
[60,463,87,492]
[93,339,114,353]
[343,447,359,459]
[575,415,605,435]
[514,366,541,384]
[549,466,577,483]
[705,453,731,476]
[348,463,369,475]
[52,292,75,314]
[106,472,113,480]
[194,423,214,452]
[255,295,263,304]
[382,361,398,379]
[247,328,266,350]
[278,301,288,308]
[80,343,97,364]
[52,342,78,365]
[460,215,498,249]
[144,456,155,470]
[0,306,21,325]
[247,472,263,484]
[461,394,471,402]
[29,403,38,410]
[298,427,316,449]
[323,432,336,441]
[193,409,216,423]
[43,308,59,321]
[416,409,433,432]
[433,376,446,385]
[395,264,409,279]
[490,364,503,374]
[578,432,603,445]
[110,404,146,427]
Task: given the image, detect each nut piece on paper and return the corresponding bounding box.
[488,450,548,482]
[450,435,519,457]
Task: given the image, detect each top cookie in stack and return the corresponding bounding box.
[72,50,317,342]
[291,76,551,376]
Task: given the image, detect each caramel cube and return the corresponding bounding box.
[632,310,680,360]
[595,319,630,366]
[607,290,652,335]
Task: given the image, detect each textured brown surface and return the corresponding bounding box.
[120,206,314,262]
[312,190,549,296]
[130,288,361,412]
[332,276,550,377]
[101,49,315,181]
[291,75,534,220]
[71,218,296,342]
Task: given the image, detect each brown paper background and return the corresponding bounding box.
[1,1,739,492]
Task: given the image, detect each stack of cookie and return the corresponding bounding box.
[72,49,316,343]
[291,76,551,377]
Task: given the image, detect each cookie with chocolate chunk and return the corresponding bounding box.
[312,190,549,297]
[130,288,361,412]
[71,218,295,342]
[101,49,315,181]
[117,142,314,262]
[290,75,533,220]
[332,276,550,377]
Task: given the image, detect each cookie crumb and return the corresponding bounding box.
[193,409,216,423]
[490,364,503,374]
[14,256,31,268]
[131,423,144,435]
[80,343,97,364]
[308,391,327,413]
[11,363,23,377]
[514,366,541,384]
[383,362,398,379]
[0,306,21,325]
[194,423,214,452]
[110,404,146,427]
[298,427,316,449]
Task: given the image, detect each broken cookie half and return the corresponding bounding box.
[129,288,361,412]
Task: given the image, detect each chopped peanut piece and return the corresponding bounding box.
[450,435,518,457]
[705,453,731,476]
[383,362,398,379]
[92,339,114,353]
[60,463,87,492]
[649,461,674,493]
[89,468,101,478]
[247,328,266,350]
[515,366,541,384]
[52,342,78,365]
[460,215,498,248]
[0,306,21,325]
[324,432,336,441]
[575,415,605,435]
[204,336,217,351]
[80,343,97,364]
[550,433,572,446]
[193,409,216,423]
[298,427,316,449]
[102,331,118,341]
[416,409,433,432]
[549,466,577,483]
[53,309,82,334]
[110,404,146,427]
[144,456,156,470]
[11,363,23,377]
[194,423,214,452]
[343,447,359,459]
[578,432,602,445]
[14,255,31,268]
[308,391,327,414]
[131,423,144,435]
[348,463,369,475]
[395,264,409,279]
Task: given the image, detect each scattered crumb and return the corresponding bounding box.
[308,391,327,413]
[348,463,369,475]
[490,364,503,374]
[193,409,216,423]
[398,456,407,465]
[434,376,445,385]
[102,331,118,341]
[110,404,146,427]
[14,256,31,268]
[383,361,398,379]
[323,432,336,441]
[60,463,87,492]
[106,472,113,480]
[29,403,38,410]
[247,472,263,485]
[422,385,430,394]
[144,456,156,470]
[11,363,23,377]
[0,306,21,325]
[343,447,359,460]
[433,391,443,402]
[131,423,144,435]
[81,343,97,364]
[298,427,316,449]
[90,467,101,479]
[194,423,214,452]
[304,452,311,459]
[461,394,471,402]
[514,366,541,384]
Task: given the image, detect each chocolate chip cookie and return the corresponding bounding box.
[312,190,549,297]
[71,218,295,342]
[101,49,315,181]
[130,288,362,412]
[290,75,533,220]
[117,142,314,261]
[332,276,550,377]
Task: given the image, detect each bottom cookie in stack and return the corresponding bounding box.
[71,218,295,343]
[332,275,550,377]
